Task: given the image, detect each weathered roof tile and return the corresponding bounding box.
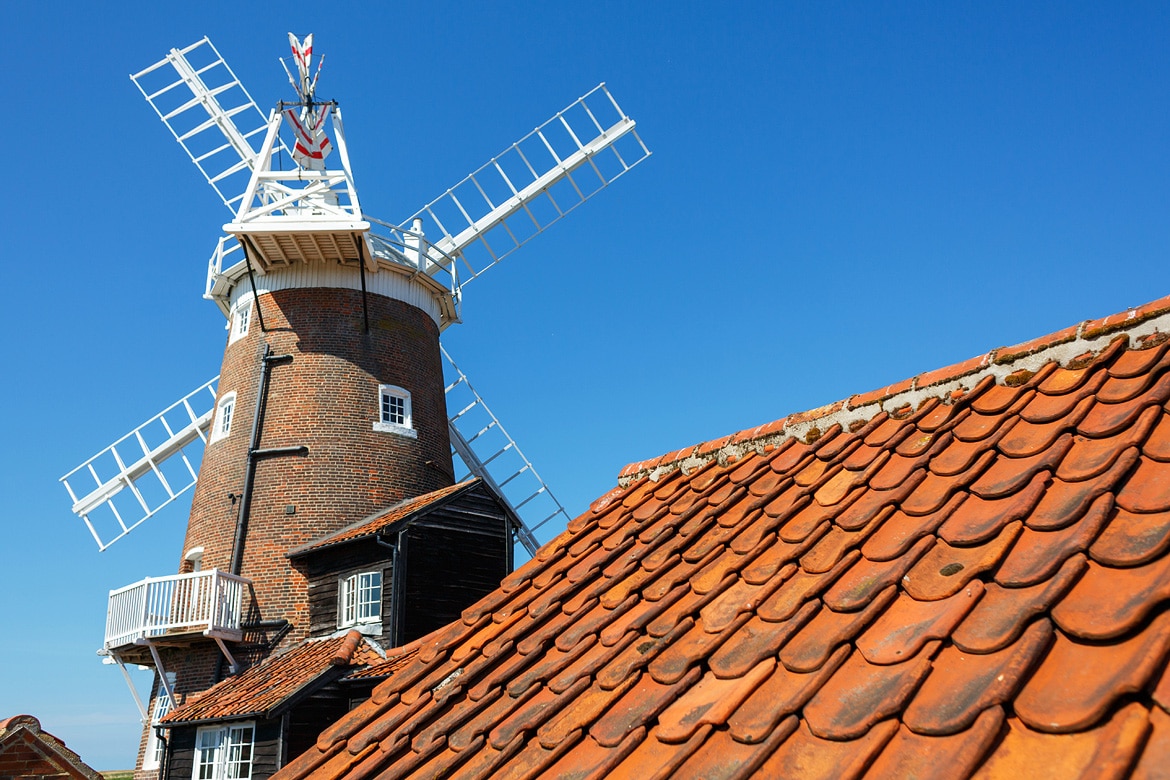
[903,618,1052,735]
[1016,610,1170,732]
[163,632,386,725]
[900,522,1020,601]
[864,706,1005,779]
[276,297,1170,780]
[1090,505,1170,567]
[1052,555,1170,640]
[779,587,896,673]
[803,642,938,740]
[952,553,1086,654]
[969,704,1151,779]
[995,494,1112,586]
[856,584,983,665]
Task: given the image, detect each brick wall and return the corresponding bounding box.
[0,731,93,780]
[182,286,453,631]
[136,284,455,774]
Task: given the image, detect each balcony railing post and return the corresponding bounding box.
[211,569,221,631]
[138,577,151,636]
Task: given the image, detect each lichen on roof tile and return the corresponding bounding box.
[275,297,1170,780]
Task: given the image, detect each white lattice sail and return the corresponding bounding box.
[406,84,651,288]
[61,379,219,551]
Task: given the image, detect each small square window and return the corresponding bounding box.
[382,393,406,425]
[210,392,237,444]
[373,385,416,438]
[339,571,382,628]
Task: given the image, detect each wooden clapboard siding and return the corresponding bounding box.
[297,481,511,647]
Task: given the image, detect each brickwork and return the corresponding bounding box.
[136,282,455,775]
[0,741,65,778]
[0,747,74,778]
[0,716,99,780]
[183,286,453,631]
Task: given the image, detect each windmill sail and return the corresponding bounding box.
[407,83,651,286]
[60,379,219,551]
[441,347,570,556]
[130,37,290,213]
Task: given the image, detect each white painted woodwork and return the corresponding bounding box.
[104,568,248,651]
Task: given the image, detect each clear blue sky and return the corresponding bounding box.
[3,1,1167,770]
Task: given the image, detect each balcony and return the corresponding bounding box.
[104,569,249,658]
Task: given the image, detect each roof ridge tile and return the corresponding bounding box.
[619,304,1170,486]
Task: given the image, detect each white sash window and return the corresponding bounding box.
[193,723,254,780]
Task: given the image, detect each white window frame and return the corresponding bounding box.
[192,722,255,780]
[228,295,254,344]
[339,570,382,628]
[373,385,416,438]
[142,681,174,771]
[210,392,237,444]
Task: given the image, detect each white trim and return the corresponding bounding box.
[223,266,443,327]
[228,294,253,344]
[185,546,205,571]
[374,384,416,438]
[210,392,237,444]
[339,570,382,628]
[142,677,175,771]
[193,721,255,780]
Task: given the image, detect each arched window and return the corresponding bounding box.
[210,391,237,443]
[228,295,253,344]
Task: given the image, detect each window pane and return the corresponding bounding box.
[358,572,381,619]
[225,726,254,779]
[195,727,223,780]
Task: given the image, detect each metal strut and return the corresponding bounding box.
[240,238,267,332]
[354,234,370,333]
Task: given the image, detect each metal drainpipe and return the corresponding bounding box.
[155,727,169,779]
[230,344,295,574]
[375,532,406,647]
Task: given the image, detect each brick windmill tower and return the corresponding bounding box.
[61,34,648,778]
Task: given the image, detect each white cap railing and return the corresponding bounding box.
[104,569,249,651]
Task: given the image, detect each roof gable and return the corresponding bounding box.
[275,296,1170,779]
[289,480,483,557]
[0,715,100,780]
[163,631,388,725]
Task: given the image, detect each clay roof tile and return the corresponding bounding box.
[277,296,1170,780]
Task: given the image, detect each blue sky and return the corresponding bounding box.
[3,1,1167,770]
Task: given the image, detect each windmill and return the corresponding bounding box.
[63,37,648,767]
[61,35,650,560]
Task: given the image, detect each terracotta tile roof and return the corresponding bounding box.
[288,480,479,557]
[274,294,1170,779]
[163,631,383,725]
[342,649,419,681]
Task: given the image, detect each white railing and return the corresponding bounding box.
[105,569,249,651]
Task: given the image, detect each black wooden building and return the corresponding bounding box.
[156,479,514,779]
